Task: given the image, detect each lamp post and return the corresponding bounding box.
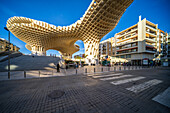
[80,54,82,67]
[4,27,10,79]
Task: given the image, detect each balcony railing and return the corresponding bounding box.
[116,46,138,52]
[146,32,156,37]
[146,44,156,48]
[117,28,137,38]
[117,34,138,43]
[116,39,138,46]
[116,51,137,55]
[145,37,156,43]
[146,50,156,53]
[146,25,156,31]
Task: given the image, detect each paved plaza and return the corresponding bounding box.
[0,67,170,113]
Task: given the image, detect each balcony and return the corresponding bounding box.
[146,32,157,37]
[117,34,138,44]
[146,21,157,29]
[117,46,138,52]
[116,39,138,46]
[146,25,156,31]
[146,44,156,48]
[145,37,156,43]
[116,51,137,56]
[117,28,137,39]
[145,50,156,54]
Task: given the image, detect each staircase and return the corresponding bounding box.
[0,55,60,71]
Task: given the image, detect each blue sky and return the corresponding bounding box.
[0,0,170,56]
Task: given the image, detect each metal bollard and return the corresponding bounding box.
[114,67,116,71]
[94,68,95,73]
[101,68,103,72]
[108,67,110,71]
[39,71,40,77]
[52,70,53,75]
[24,71,26,78]
[136,66,137,69]
[124,66,126,70]
[76,69,77,74]
[119,67,121,71]
[85,68,87,73]
[8,71,10,79]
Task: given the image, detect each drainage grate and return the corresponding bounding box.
[48,90,65,99]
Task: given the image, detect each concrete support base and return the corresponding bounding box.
[84,40,99,65]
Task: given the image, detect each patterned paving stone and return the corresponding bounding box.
[0,68,169,113]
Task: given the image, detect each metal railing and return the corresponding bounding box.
[83,65,159,74]
[0,65,160,81]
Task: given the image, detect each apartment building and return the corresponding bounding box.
[99,38,113,61]
[99,16,169,65]
[167,34,170,66]
[155,30,168,58]
[160,33,170,66]
[111,16,158,65]
[165,34,170,66]
[168,34,170,58]
[0,38,20,52]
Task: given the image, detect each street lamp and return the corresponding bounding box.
[4,27,10,79]
[80,54,82,67]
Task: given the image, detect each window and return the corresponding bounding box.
[126,54,131,58]
[132,38,137,41]
[122,44,131,49]
[126,35,131,38]
[120,55,125,58]
[132,43,137,47]
[132,49,137,52]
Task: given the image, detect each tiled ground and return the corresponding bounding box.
[0,68,169,113]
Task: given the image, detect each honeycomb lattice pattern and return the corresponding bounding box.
[6,0,133,63]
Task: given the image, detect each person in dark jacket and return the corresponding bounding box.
[57,63,60,72]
